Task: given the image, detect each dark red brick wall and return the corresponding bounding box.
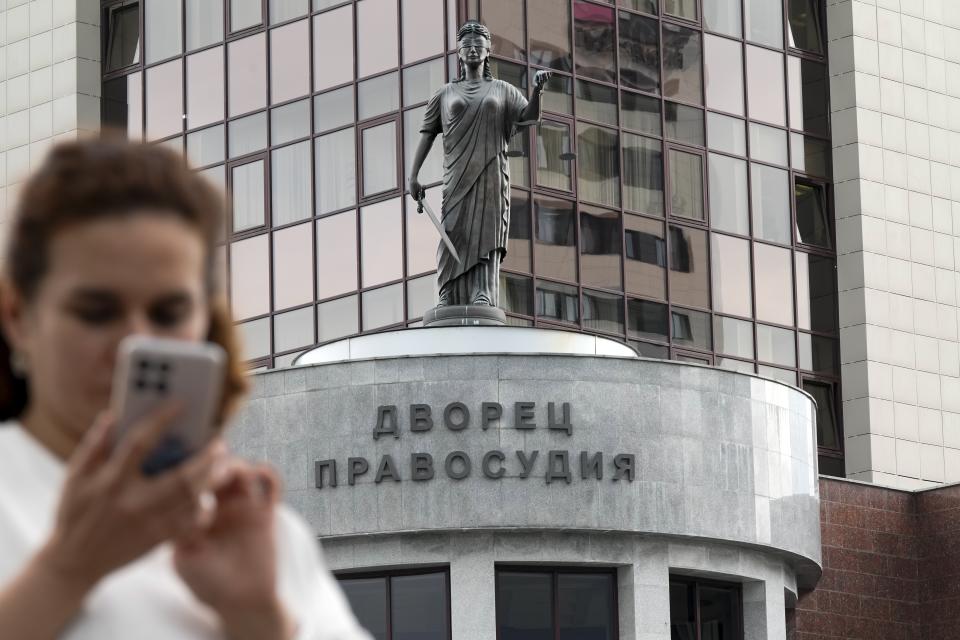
[917,485,960,640]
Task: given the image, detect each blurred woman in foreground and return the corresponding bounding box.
[0,136,370,640]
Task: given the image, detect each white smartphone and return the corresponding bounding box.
[110,335,226,476]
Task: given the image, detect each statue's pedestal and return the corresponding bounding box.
[422,304,506,327]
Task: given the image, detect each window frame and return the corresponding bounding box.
[669,574,744,640]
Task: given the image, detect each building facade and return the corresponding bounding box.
[0,0,957,637]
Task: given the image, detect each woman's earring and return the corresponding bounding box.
[9,351,27,377]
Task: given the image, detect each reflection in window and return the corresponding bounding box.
[318,295,359,342]
[574,0,616,83]
[272,141,313,226]
[704,0,741,37]
[497,572,551,639]
[668,225,709,309]
[704,35,744,116]
[358,72,400,121]
[583,290,624,334]
[715,315,754,359]
[580,206,622,290]
[620,0,657,14]
[788,0,824,53]
[711,234,752,317]
[145,61,183,141]
[662,24,702,105]
[578,124,620,207]
[407,274,439,319]
[490,58,527,92]
[751,164,791,244]
[503,191,532,273]
[501,272,534,316]
[535,197,577,283]
[362,283,404,330]
[664,0,697,20]
[274,306,313,354]
[800,333,837,375]
[314,7,354,92]
[672,579,742,640]
[706,112,746,156]
[273,223,314,310]
[187,125,225,168]
[790,134,831,178]
[105,1,140,71]
[229,112,268,158]
[357,0,399,78]
[669,149,703,221]
[537,280,579,324]
[509,130,531,188]
[788,58,829,136]
[145,0,181,64]
[804,380,840,450]
[576,81,618,126]
[238,318,271,359]
[483,0,526,60]
[231,160,266,232]
[543,75,574,115]
[403,58,445,106]
[757,323,796,367]
[316,128,357,214]
[270,20,310,104]
[187,0,223,51]
[795,253,837,333]
[623,134,664,215]
[270,0,309,22]
[231,0,263,31]
[405,189,442,275]
[619,11,660,93]
[557,573,617,638]
[228,34,267,117]
[537,121,573,191]
[272,100,311,145]
[360,198,403,287]
[314,87,355,133]
[795,180,831,248]
[317,211,358,299]
[528,0,572,71]
[746,46,786,126]
[665,103,703,146]
[498,570,615,640]
[230,235,269,319]
[749,123,788,166]
[622,91,661,136]
[634,341,669,358]
[391,573,450,639]
[102,73,143,139]
[671,307,711,350]
[402,0,445,64]
[362,122,399,196]
[628,298,669,342]
[754,243,794,326]
[745,0,783,48]
[186,48,224,129]
[708,154,748,235]
[625,214,666,299]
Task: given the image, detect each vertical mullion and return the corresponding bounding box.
[308,10,319,348]
[385,576,393,640]
[352,0,363,331]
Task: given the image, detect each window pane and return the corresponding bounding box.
[757,324,796,367]
[758,365,796,385]
[528,0,572,71]
[715,316,754,358]
[745,0,783,48]
[795,253,836,333]
[583,290,624,335]
[238,318,270,359]
[623,133,664,215]
[187,0,223,51]
[665,103,703,146]
[708,154,749,235]
[634,341,669,358]
[672,307,712,349]
[669,150,703,221]
[537,121,573,191]
[509,130,531,188]
[403,0,444,63]
[788,58,829,136]
[704,0,742,37]
[358,72,400,121]
[795,180,831,248]
[747,46,786,126]
[404,107,443,185]
[578,124,620,207]
[105,2,141,71]
[706,112,746,156]
[272,99,311,145]
[391,573,449,640]
[407,274,439,319]
[543,74,574,115]
[317,211,358,298]
[619,11,660,93]
[357,0,399,77]
[270,0,308,23]
[501,272,534,316]
[537,280,579,324]
[318,295,359,342]
[362,283,404,330]
[145,60,183,140]
[483,0,526,61]
[619,0,657,14]
[491,58,528,92]
[751,164,791,244]
[558,573,615,640]
[799,333,837,374]
[497,572,552,639]
[699,586,741,640]
[625,214,666,299]
[274,306,313,353]
[574,0,616,83]
[232,160,265,231]
[404,58,445,106]
[622,91,661,136]
[315,87,355,133]
[230,235,269,319]
[361,197,403,287]
[790,134,831,178]
[668,225,709,308]
[664,0,696,19]
[629,298,669,341]
[187,125,225,168]
[503,190,532,273]
[535,197,577,282]
[272,141,312,226]
[805,380,839,449]
[788,0,824,53]
[186,48,224,129]
[711,234,752,317]
[581,206,622,290]
[271,20,310,104]
[406,187,442,275]
[662,24,702,105]
[231,0,263,31]
[362,122,398,196]
[704,35,744,116]
[576,81,618,126]
[273,223,314,310]
[754,243,794,326]
[316,128,357,214]
[145,0,182,64]
[229,111,268,157]
[102,73,143,139]
[749,123,788,166]
[314,7,354,91]
[229,34,267,117]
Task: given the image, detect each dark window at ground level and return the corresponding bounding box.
[671,576,743,640]
[338,569,450,640]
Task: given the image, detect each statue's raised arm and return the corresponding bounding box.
[408,22,552,325]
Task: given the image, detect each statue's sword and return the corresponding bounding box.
[416,196,461,265]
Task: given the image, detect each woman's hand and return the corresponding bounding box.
[36,406,226,593]
[173,461,296,640]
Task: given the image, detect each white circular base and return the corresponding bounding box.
[294,326,638,366]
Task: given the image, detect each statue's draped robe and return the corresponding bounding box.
[420,79,530,302]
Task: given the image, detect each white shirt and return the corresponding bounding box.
[0,423,370,640]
